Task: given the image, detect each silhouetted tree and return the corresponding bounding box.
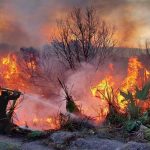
[52,7,116,69]
[19,47,60,96]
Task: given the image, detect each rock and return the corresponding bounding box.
[119,141,150,150]
[140,125,148,130]
[0,135,53,150]
[0,141,20,150]
[135,125,148,141]
[50,131,79,144]
[70,137,123,150]
[22,141,53,150]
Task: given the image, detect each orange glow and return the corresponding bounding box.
[0,54,24,89]
[0,53,60,130]
[91,57,150,118]
[0,52,149,129]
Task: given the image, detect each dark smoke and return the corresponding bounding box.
[0,0,150,47]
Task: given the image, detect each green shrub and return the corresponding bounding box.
[106,105,127,125]
[120,90,141,120]
[58,78,80,114]
[124,120,141,132]
[27,131,46,140]
[120,82,150,119]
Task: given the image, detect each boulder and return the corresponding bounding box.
[70,137,123,150]
[22,141,52,150]
[119,141,150,150]
[50,131,79,144]
[0,141,20,150]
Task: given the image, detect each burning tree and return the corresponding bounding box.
[52,7,116,69]
[19,47,60,96]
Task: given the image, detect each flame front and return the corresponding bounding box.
[0,52,149,130]
[0,53,60,130]
[91,57,150,118]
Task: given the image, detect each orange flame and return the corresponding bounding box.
[0,52,149,129]
[0,53,60,130]
[91,57,150,117]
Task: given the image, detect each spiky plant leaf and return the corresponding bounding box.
[128,103,140,120]
[135,82,150,100]
[120,90,133,100]
[58,78,80,114]
[66,98,79,113]
[124,120,141,132]
[120,90,140,120]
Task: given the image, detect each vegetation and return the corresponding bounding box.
[107,82,150,133]
[58,78,80,114]
[94,79,150,133]
[27,131,47,140]
[58,113,94,131]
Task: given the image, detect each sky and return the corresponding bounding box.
[0,0,150,48]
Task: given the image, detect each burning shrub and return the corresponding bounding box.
[91,58,150,132]
[58,113,95,131]
[58,78,80,115]
[119,82,150,132]
[120,82,150,120]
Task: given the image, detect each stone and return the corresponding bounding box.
[22,141,52,150]
[119,141,150,150]
[0,141,20,150]
[70,137,123,150]
[50,131,79,144]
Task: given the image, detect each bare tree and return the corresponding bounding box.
[52,7,116,69]
[18,47,62,96]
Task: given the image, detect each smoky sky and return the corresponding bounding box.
[0,0,150,48]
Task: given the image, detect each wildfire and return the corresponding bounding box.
[122,57,142,91]
[0,53,60,130]
[91,76,114,98]
[1,54,19,80]
[91,57,150,117]
[0,52,149,130]
[31,116,59,130]
[117,57,143,111]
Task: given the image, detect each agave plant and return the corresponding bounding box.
[120,90,140,120]
[120,82,150,119]
[135,82,150,100]
[96,82,127,125]
[58,78,80,114]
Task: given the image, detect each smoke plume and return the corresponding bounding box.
[0,0,149,47]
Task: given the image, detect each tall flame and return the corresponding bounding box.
[0,52,149,130]
[91,57,150,117]
[0,53,60,130]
